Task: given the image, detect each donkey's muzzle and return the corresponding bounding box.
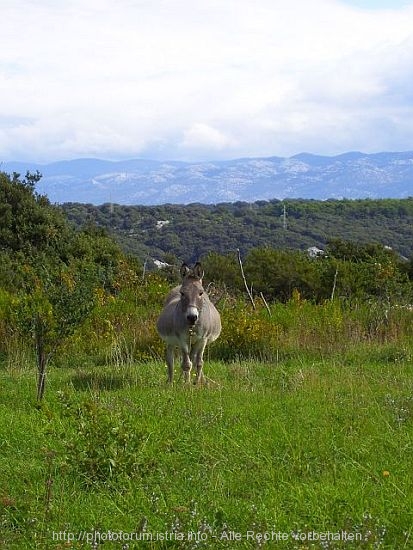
[186,306,199,326]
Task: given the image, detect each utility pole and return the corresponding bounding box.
[109,193,114,229]
[283,203,287,230]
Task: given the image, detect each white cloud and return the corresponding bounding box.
[181,123,236,152]
[1,0,413,161]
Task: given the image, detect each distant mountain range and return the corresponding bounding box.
[3,151,413,205]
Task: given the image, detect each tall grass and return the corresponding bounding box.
[31,290,413,370]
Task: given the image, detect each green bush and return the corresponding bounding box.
[59,393,149,487]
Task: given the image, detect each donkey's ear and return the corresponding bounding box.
[180,263,191,278]
[193,262,204,280]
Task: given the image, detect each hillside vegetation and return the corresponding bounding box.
[1,171,413,389]
[1,172,413,548]
[61,198,413,263]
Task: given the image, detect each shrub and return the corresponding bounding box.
[59,393,149,487]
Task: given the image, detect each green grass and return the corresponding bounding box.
[1,352,413,549]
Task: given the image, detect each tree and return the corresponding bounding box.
[12,261,99,400]
[0,171,70,256]
[202,251,242,291]
[244,248,319,302]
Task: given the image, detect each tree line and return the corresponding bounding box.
[61,197,413,264]
[201,243,413,304]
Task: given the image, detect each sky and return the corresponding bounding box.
[1,0,413,163]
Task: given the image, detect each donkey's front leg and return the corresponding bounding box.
[181,345,193,383]
[192,339,207,385]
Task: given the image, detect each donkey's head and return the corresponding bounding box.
[179,262,205,326]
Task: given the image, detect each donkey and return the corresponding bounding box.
[156,262,221,384]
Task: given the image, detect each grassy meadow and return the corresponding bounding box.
[2,168,413,549]
[1,295,413,549]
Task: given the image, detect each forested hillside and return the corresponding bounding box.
[62,198,413,263]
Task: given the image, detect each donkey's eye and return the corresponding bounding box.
[199,291,204,296]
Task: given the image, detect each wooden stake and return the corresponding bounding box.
[237,249,255,309]
[331,267,338,301]
[260,292,271,317]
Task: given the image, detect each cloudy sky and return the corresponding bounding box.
[1,0,413,162]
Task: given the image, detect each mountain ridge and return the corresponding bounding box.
[2,151,413,205]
